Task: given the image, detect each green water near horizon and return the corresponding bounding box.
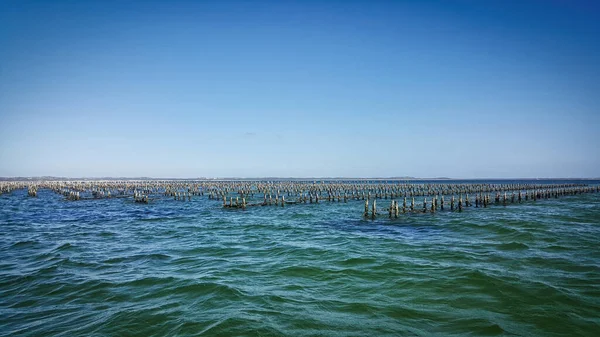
[1,182,600,336]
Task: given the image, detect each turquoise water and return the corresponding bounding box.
[1,181,600,336]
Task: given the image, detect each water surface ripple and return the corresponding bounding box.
[1,182,600,336]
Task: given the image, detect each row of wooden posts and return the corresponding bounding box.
[218,185,598,209]
[1,181,598,210]
[364,186,598,219]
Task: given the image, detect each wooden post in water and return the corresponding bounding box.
[364,199,369,217]
[372,199,377,219]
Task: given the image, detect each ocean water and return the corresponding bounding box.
[1,181,600,336]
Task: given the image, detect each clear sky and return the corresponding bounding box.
[1,0,598,178]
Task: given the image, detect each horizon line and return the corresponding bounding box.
[1,176,600,181]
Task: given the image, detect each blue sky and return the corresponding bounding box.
[1,0,598,178]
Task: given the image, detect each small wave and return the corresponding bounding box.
[485,223,518,234]
[338,257,377,266]
[31,264,61,275]
[61,257,101,269]
[496,241,529,250]
[123,278,246,303]
[103,253,172,264]
[140,216,190,222]
[195,316,283,336]
[33,251,63,262]
[275,265,334,279]
[171,282,245,298]
[456,269,505,290]
[452,318,507,336]
[141,253,171,260]
[335,300,380,315]
[10,240,40,248]
[123,276,177,287]
[545,244,571,252]
[7,298,39,309]
[54,242,74,251]
[291,213,314,219]
[208,219,231,225]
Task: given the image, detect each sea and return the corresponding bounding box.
[1,179,599,336]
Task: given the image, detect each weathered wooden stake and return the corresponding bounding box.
[372,199,377,219]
